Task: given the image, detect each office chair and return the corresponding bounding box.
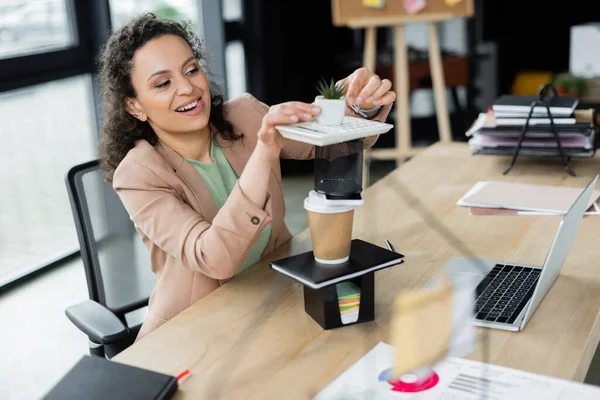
[64,160,156,358]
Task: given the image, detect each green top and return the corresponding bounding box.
[185,137,271,274]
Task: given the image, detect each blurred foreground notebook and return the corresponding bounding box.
[457,181,600,214]
[42,355,178,400]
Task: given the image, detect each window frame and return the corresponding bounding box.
[0,0,248,289]
[0,1,111,93]
[0,1,112,289]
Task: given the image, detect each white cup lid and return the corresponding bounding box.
[303,190,356,214]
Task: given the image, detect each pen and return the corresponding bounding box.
[384,239,394,252]
[177,369,191,383]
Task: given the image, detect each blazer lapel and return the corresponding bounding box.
[215,134,248,178]
[155,140,218,222]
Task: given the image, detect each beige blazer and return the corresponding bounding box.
[113,93,391,341]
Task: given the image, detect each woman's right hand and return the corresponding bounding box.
[255,102,321,162]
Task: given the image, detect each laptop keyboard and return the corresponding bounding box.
[474,264,541,324]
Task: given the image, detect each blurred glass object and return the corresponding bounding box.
[109,0,199,30]
[225,40,246,98]
[222,0,241,21]
[0,0,76,59]
[0,75,97,286]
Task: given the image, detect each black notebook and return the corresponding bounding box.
[42,355,178,400]
[492,95,579,117]
[270,239,404,289]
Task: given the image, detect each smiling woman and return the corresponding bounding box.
[97,13,396,341]
[98,16,239,179]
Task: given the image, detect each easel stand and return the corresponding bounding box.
[503,84,576,176]
[357,15,454,186]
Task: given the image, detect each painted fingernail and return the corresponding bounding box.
[312,106,321,114]
[290,115,298,122]
[303,113,312,119]
[356,97,363,105]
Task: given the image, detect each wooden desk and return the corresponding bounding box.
[114,143,600,399]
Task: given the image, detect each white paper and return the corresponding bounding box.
[315,342,600,399]
[456,181,489,207]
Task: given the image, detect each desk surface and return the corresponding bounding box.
[114,143,600,399]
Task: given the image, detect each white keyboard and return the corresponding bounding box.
[276,116,394,146]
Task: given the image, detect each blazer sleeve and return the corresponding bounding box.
[245,94,315,160]
[113,159,273,280]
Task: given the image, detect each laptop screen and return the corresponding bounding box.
[522,175,599,326]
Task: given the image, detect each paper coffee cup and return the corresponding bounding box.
[304,192,356,264]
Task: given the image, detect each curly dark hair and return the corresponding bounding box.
[98,13,239,182]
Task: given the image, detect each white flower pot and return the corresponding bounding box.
[315,95,346,126]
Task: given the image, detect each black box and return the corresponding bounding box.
[270,239,403,329]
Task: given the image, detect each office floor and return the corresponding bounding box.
[1,164,600,400]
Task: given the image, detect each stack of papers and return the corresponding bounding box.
[465,107,597,158]
[336,282,360,324]
[457,181,600,215]
[315,342,600,399]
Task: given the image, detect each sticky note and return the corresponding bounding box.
[389,273,454,378]
[404,0,426,14]
[337,282,361,324]
[362,0,385,8]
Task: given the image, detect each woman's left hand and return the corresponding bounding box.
[336,67,396,110]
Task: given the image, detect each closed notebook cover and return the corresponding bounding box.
[492,95,578,115]
[43,355,178,400]
[459,181,600,214]
[270,239,403,289]
[467,109,596,137]
[472,147,596,158]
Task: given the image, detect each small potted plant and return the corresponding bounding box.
[552,72,588,97]
[315,78,346,126]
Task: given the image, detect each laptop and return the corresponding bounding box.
[429,175,599,332]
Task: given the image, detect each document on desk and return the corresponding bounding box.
[315,342,600,399]
[457,181,600,215]
[469,203,599,216]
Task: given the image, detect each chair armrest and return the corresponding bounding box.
[65,300,129,344]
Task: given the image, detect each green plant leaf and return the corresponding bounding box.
[316,77,345,99]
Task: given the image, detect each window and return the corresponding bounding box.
[222,0,246,97]
[225,40,246,98]
[0,0,76,60]
[222,0,242,21]
[109,0,200,30]
[0,75,98,286]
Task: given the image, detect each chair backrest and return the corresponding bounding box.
[65,160,156,319]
